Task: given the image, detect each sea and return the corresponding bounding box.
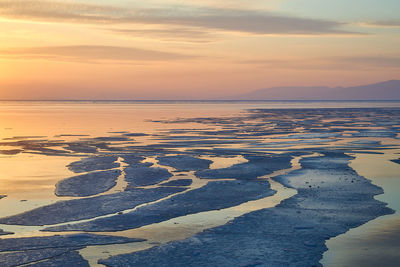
[0,100,399,266]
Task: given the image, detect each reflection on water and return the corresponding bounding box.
[0,101,400,266]
[79,155,303,267]
[0,102,237,216]
[201,155,248,169]
[0,154,77,217]
[0,101,238,138]
[322,151,400,267]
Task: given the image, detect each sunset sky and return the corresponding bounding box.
[0,0,399,99]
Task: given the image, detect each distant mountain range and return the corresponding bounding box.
[229,80,400,100]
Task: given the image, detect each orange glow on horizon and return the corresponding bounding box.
[0,0,399,99]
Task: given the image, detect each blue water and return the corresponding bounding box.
[0,100,399,266]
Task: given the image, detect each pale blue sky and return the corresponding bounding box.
[278,0,399,21]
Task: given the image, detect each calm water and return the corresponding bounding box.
[0,100,399,266]
[321,152,400,266]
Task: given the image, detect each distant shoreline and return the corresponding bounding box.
[1,99,400,102]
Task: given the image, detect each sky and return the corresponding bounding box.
[0,0,399,100]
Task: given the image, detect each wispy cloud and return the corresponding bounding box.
[108,28,217,43]
[240,56,400,70]
[0,0,121,23]
[0,0,360,35]
[359,20,400,28]
[333,56,400,68]
[153,11,356,35]
[0,45,192,63]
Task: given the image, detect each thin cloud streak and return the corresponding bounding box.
[240,56,400,70]
[0,45,192,63]
[360,20,400,28]
[0,0,360,35]
[109,28,217,43]
[334,56,400,68]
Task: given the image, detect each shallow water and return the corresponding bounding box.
[0,100,399,266]
[79,157,302,267]
[322,150,400,267]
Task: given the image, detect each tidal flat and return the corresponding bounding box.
[0,101,399,266]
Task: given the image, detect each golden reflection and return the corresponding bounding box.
[322,149,400,267]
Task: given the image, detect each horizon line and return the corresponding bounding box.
[1,99,400,102]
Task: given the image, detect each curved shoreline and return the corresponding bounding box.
[99,152,393,266]
[322,150,400,266]
[78,155,304,266]
[1,106,399,266]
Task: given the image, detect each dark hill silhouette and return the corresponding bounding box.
[230,80,400,100]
